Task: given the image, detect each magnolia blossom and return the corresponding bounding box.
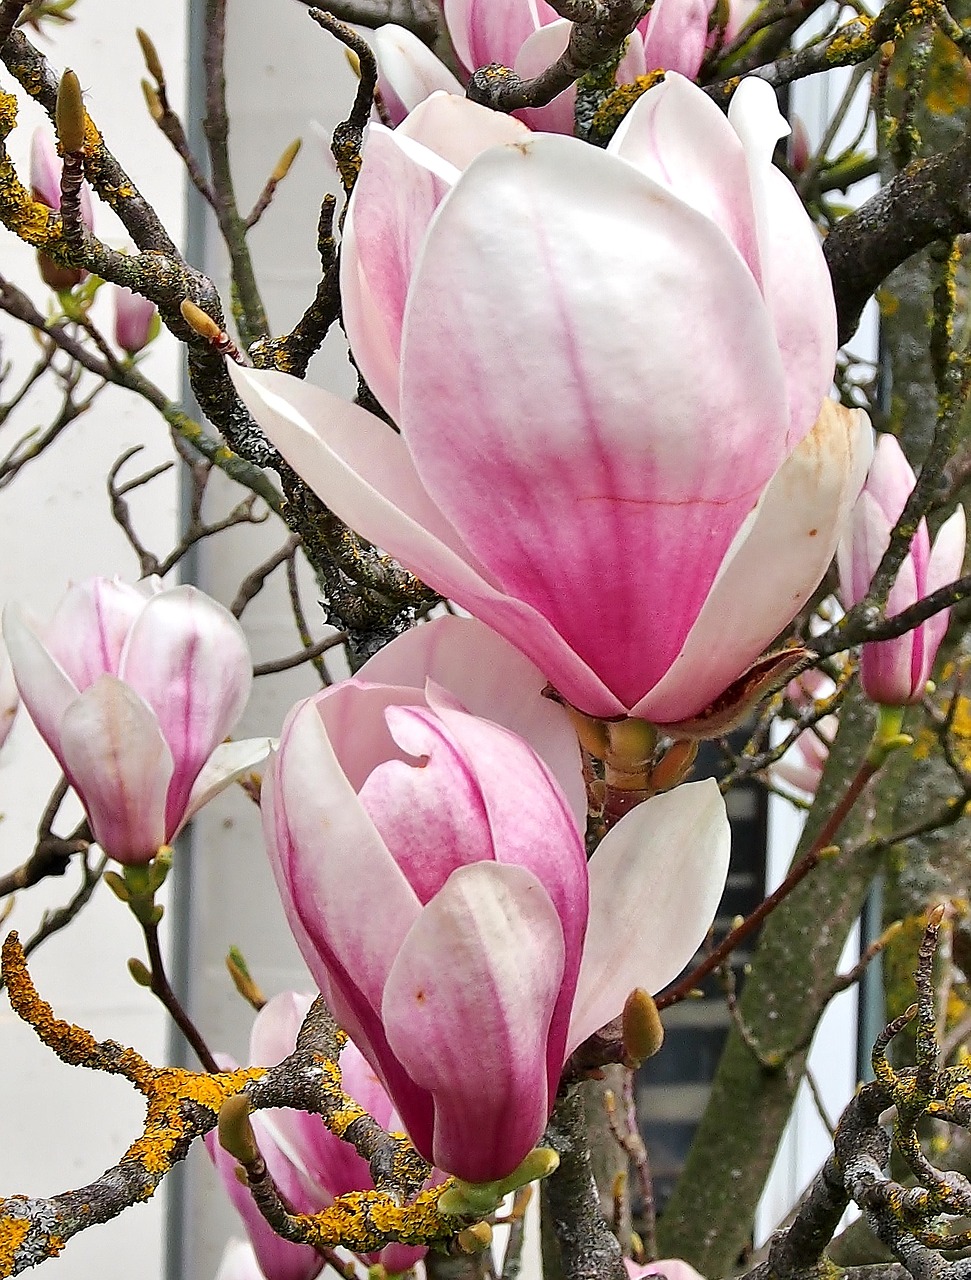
[262,615,731,1183]
[208,992,426,1279]
[2,577,269,864]
[111,284,158,355]
[232,78,869,728]
[373,0,712,133]
[30,128,94,289]
[838,434,966,705]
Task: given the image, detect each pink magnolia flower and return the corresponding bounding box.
[30,128,94,290]
[208,992,426,1278]
[262,615,731,1183]
[232,78,869,728]
[373,0,712,134]
[2,577,269,864]
[111,284,158,356]
[838,434,966,705]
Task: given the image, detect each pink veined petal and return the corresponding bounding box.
[120,585,252,834]
[373,25,464,124]
[358,703,501,900]
[179,737,274,832]
[609,73,762,284]
[837,490,891,607]
[568,779,731,1054]
[444,0,542,72]
[636,402,873,724]
[250,990,315,1066]
[727,78,837,444]
[860,630,923,704]
[513,22,577,133]
[341,120,459,421]
[401,133,790,708]
[382,862,566,1181]
[58,676,172,864]
[265,698,433,1138]
[228,364,625,717]
[908,504,966,696]
[2,604,78,764]
[862,433,917,524]
[355,614,586,826]
[43,577,148,691]
[380,1243,428,1274]
[639,0,710,77]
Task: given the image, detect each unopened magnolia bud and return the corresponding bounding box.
[218,1094,259,1166]
[141,80,163,122]
[136,28,165,85]
[56,69,85,154]
[127,957,153,987]
[226,947,266,1010]
[457,1223,492,1254]
[271,138,302,183]
[622,988,664,1066]
[180,298,223,343]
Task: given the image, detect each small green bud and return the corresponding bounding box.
[103,870,131,902]
[127,957,153,988]
[135,28,165,86]
[218,1094,259,1165]
[56,69,85,154]
[457,1222,493,1254]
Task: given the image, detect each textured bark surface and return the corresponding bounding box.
[657,690,886,1273]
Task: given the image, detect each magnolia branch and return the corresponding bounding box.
[0,934,463,1277]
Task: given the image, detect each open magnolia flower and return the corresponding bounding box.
[262,616,730,1183]
[838,433,966,705]
[208,992,427,1280]
[232,77,870,729]
[2,577,270,864]
[373,0,712,133]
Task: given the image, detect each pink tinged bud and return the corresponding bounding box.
[0,636,19,751]
[2,578,268,864]
[231,78,861,726]
[261,617,731,1183]
[29,128,95,226]
[838,434,967,705]
[111,284,158,355]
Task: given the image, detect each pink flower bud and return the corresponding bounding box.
[2,577,269,864]
[838,434,967,705]
[111,284,157,355]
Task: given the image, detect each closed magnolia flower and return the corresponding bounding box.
[262,616,730,1183]
[111,283,158,356]
[208,992,427,1279]
[2,577,269,864]
[232,78,869,728]
[373,0,711,133]
[838,433,966,705]
[29,128,94,290]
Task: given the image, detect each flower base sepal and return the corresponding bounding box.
[437,1148,560,1217]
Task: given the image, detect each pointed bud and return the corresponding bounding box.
[218,1094,259,1166]
[103,869,131,902]
[141,80,164,123]
[127,957,153,987]
[622,988,664,1066]
[180,298,223,343]
[136,28,165,86]
[457,1223,492,1254]
[226,947,266,1010]
[56,69,85,154]
[270,138,302,183]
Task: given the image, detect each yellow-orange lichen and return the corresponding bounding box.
[0,1212,30,1277]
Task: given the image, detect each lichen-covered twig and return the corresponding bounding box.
[0,934,464,1277]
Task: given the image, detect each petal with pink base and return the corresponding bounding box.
[373,25,463,124]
